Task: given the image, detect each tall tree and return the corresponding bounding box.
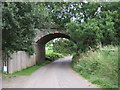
[2,2,49,60]
[66,2,120,52]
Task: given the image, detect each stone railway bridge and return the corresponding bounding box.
[3,29,75,73]
[4,28,99,73]
[34,29,72,64]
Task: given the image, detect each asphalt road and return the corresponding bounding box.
[3,56,99,88]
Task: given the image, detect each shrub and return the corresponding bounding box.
[46,52,64,61]
[72,45,118,88]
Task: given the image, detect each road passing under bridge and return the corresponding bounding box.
[3,56,99,88]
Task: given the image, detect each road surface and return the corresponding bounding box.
[3,56,99,88]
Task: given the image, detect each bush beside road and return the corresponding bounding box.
[72,46,118,88]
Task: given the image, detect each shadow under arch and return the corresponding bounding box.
[36,33,76,64]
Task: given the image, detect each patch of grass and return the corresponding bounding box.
[2,61,50,77]
[72,45,119,88]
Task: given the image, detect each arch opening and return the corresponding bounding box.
[35,33,75,64]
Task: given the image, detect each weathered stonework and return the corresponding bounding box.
[34,29,67,43]
[34,29,70,64]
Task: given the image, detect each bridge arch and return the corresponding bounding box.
[35,32,73,64]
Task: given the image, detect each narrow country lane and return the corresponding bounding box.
[3,56,99,88]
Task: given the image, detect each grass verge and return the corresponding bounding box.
[2,60,50,78]
[72,45,119,88]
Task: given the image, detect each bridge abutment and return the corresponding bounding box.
[36,43,45,64]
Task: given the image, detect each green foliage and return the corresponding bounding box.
[2,2,120,63]
[46,38,77,56]
[100,2,120,45]
[72,46,118,88]
[66,2,120,52]
[31,2,52,29]
[66,21,101,52]
[45,2,101,29]
[2,2,34,54]
[46,47,53,55]
[45,2,120,49]
[45,2,74,29]
[51,38,76,55]
[2,2,49,58]
[46,52,64,61]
